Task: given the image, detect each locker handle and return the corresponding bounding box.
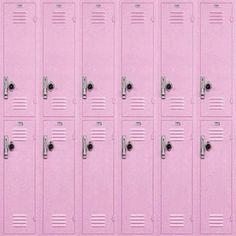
[121,76,127,99]
[122,136,127,159]
[4,136,9,159]
[161,76,172,99]
[200,136,211,159]
[3,77,15,99]
[200,76,212,99]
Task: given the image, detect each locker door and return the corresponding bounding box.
[121,120,153,234]
[200,3,232,117]
[161,3,193,117]
[161,120,193,234]
[3,3,36,117]
[43,121,75,234]
[43,3,75,117]
[200,121,232,234]
[82,120,114,234]
[121,3,154,117]
[3,120,35,234]
[82,3,114,117]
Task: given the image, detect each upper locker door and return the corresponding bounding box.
[3,3,36,117]
[43,121,75,234]
[43,3,75,117]
[161,3,193,117]
[82,121,114,234]
[121,3,154,117]
[121,120,153,234]
[82,3,114,117]
[3,120,35,234]
[200,3,232,117]
[200,121,232,234]
[161,120,193,234]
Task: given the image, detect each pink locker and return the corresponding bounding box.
[82,120,114,234]
[200,120,232,234]
[121,3,154,117]
[82,3,114,117]
[161,3,193,117]
[121,120,153,234]
[43,3,75,117]
[3,120,35,234]
[200,3,233,117]
[43,120,75,234]
[161,120,193,234]
[3,3,36,117]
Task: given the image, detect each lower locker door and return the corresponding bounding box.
[82,120,114,234]
[121,120,153,234]
[200,120,232,234]
[161,120,193,234]
[3,120,35,234]
[43,120,75,234]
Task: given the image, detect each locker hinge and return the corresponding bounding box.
[82,76,94,99]
[200,76,212,99]
[43,76,55,99]
[82,135,94,159]
[121,136,133,159]
[200,135,212,159]
[43,136,54,159]
[4,135,15,159]
[3,76,15,99]
[161,135,172,159]
[161,76,172,99]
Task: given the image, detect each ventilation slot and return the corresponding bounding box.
[169,214,184,227]
[91,128,106,141]
[170,97,185,110]
[130,128,145,141]
[12,97,28,110]
[130,12,145,24]
[209,12,223,24]
[208,97,224,110]
[51,98,67,110]
[91,214,106,228]
[169,11,184,24]
[130,214,145,228]
[209,214,224,227]
[12,214,27,227]
[209,128,224,141]
[91,97,106,110]
[52,11,66,24]
[12,128,27,141]
[12,11,27,24]
[169,128,184,141]
[51,214,67,227]
[52,128,67,141]
[130,97,145,110]
[91,12,105,24]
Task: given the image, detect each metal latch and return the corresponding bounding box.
[3,76,15,99]
[82,76,94,99]
[161,136,172,159]
[121,76,133,99]
[200,76,212,99]
[82,135,93,159]
[200,135,212,159]
[43,136,54,159]
[161,76,172,99]
[121,135,133,159]
[43,76,55,99]
[4,136,15,159]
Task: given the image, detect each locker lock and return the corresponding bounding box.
[122,136,133,159]
[126,82,133,91]
[47,82,55,91]
[87,82,94,91]
[161,136,172,159]
[205,82,212,91]
[200,136,212,159]
[8,141,15,151]
[8,82,15,91]
[48,141,54,151]
[87,141,94,151]
[161,76,172,99]
[165,82,172,91]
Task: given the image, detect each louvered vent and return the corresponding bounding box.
[169,214,184,227]
[91,97,106,110]
[91,214,106,228]
[130,128,145,141]
[130,214,145,228]
[130,11,145,24]
[12,97,28,111]
[52,11,66,24]
[91,128,106,141]
[12,128,27,141]
[12,214,27,227]
[169,128,184,141]
[52,128,67,141]
[51,214,67,227]
[91,11,105,24]
[12,11,27,24]
[130,97,145,110]
[209,11,223,24]
[209,214,224,227]
[169,11,184,24]
[209,128,224,141]
[208,97,224,110]
[51,97,67,110]
[170,97,185,110]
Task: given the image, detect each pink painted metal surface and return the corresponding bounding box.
[3,3,36,117]
[82,120,114,234]
[43,3,75,117]
[82,3,114,117]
